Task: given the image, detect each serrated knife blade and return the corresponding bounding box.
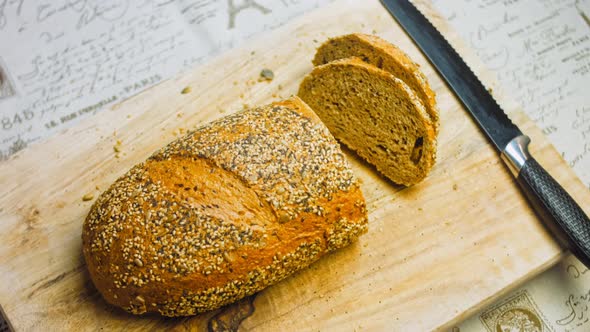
[381,0,590,266]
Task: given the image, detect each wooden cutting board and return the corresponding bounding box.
[1,0,589,330]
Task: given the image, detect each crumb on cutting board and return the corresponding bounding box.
[172,128,187,136]
[113,140,122,153]
[259,69,274,81]
[82,193,94,201]
[181,86,192,94]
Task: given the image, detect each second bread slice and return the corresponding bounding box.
[298,57,436,186]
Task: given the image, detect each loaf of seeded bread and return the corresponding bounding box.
[82,97,368,316]
[312,33,439,134]
[298,57,436,186]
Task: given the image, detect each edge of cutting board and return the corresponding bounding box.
[0,0,588,330]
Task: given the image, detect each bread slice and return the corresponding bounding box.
[298,57,436,186]
[82,97,368,316]
[313,33,439,134]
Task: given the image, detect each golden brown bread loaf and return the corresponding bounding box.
[298,57,436,186]
[82,97,368,316]
[312,33,439,134]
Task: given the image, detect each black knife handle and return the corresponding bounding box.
[516,156,590,267]
[502,135,590,267]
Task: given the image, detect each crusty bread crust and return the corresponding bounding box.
[82,97,368,316]
[298,57,437,186]
[313,33,439,134]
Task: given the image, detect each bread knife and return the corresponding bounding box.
[380,0,590,266]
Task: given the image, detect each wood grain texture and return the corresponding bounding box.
[0,0,589,331]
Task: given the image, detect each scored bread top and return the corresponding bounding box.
[298,57,436,186]
[313,33,439,134]
[82,97,368,316]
